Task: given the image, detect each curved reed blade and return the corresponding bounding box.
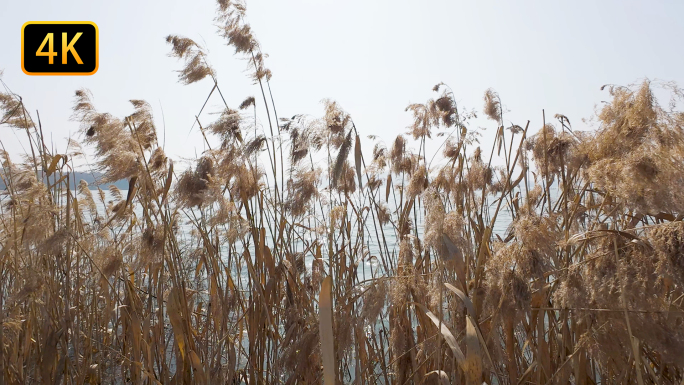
[425,370,450,385]
[415,303,466,366]
[444,282,475,317]
[354,134,362,189]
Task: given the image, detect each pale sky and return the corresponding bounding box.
[1,0,683,170]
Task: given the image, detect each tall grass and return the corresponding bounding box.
[2,2,684,384]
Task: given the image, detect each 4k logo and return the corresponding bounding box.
[22,22,98,76]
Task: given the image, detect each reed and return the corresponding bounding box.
[2,2,684,384]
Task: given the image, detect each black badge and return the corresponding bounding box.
[22,22,98,76]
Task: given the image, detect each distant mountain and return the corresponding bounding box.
[0,171,128,190]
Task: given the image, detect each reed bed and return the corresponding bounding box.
[2,2,684,384]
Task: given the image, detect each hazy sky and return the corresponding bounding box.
[1,0,683,169]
